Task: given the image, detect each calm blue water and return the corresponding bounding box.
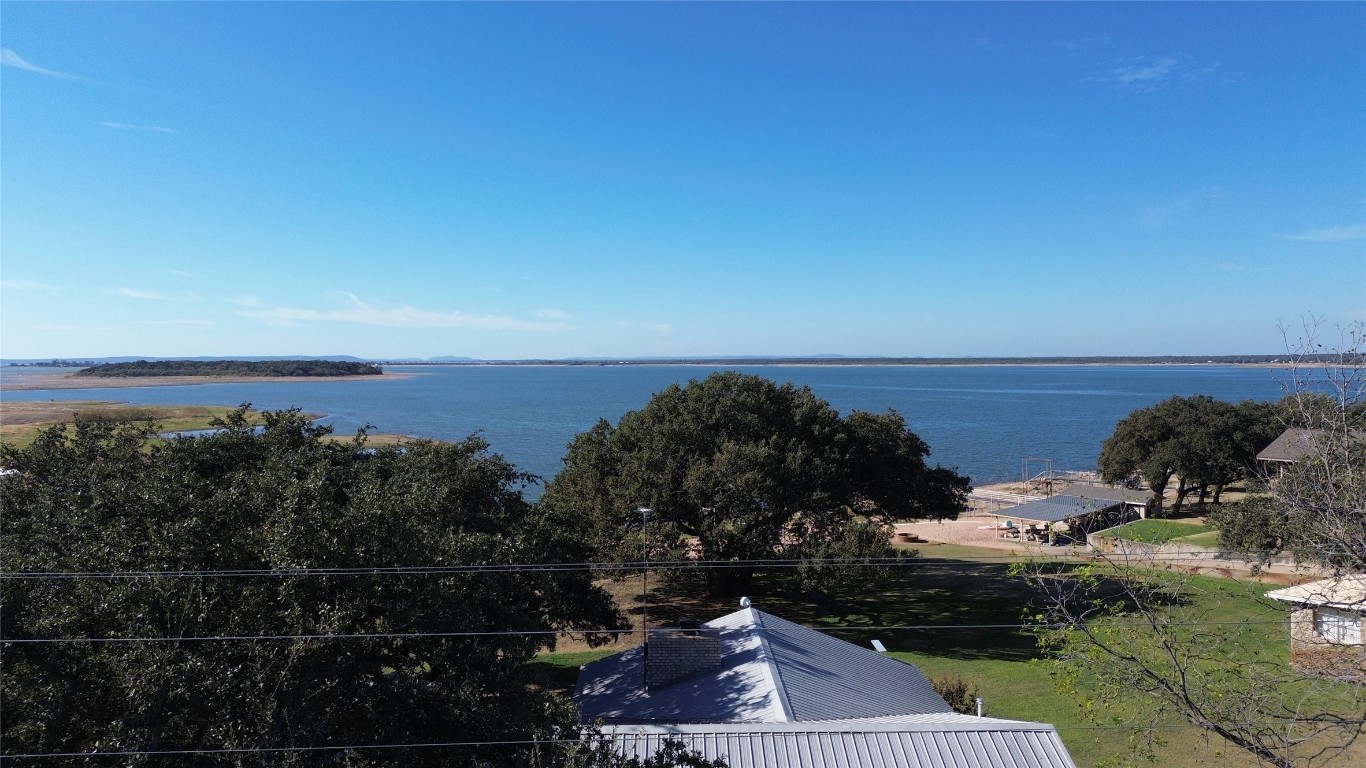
[1,365,1291,492]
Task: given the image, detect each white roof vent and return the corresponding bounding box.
[739,596,752,609]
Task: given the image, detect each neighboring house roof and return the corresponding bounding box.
[601,721,1079,768]
[1266,576,1366,611]
[988,494,1124,524]
[575,606,953,724]
[1257,428,1324,463]
[1051,482,1154,505]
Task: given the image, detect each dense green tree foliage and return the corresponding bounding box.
[541,372,970,596]
[1098,395,1282,513]
[73,359,382,377]
[0,408,633,766]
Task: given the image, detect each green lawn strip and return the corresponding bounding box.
[1108,518,1213,544]
[1173,530,1222,548]
[528,650,615,696]
[538,549,1366,766]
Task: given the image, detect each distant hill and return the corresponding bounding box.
[72,360,383,378]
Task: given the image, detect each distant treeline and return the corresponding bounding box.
[6,360,96,368]
[379,354,1357,367]
[73,360,383,378]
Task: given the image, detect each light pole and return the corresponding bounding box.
[636,506,652,690]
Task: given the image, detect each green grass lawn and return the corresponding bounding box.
[1106,518,1213,544]
[1173,530,1223,548]
[538,546,1362,768]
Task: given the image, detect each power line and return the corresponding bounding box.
[0,619,1299,645]
[0,550,1330,580]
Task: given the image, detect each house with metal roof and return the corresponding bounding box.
[574,602,1078,768]
[1266,576,1366,683]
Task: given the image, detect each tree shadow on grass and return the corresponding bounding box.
[596,556,1197,666]
[797,560,1046,662]
[638,560,1045,663]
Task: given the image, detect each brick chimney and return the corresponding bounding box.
[645,627,721,689]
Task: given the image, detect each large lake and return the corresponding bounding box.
[1,365,1292,492]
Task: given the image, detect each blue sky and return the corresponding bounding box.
[2,2,1363,360]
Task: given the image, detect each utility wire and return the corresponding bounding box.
[0,619,1300,645]
[0,550,1327,580]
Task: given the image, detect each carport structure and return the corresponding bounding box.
[987,494,1130,544]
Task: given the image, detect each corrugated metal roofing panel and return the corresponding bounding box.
[990,494,1122,524]
[602,723,1078,768]
[740,610,954,719]
[575,606,953,723]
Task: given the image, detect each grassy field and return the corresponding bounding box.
[1106,518,1214,544]
[1173,530,1223,548]
[535,545,1362,768]
[0,400,414,450]
[0,401,251,449]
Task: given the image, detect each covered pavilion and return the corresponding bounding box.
[986,494,1131,544]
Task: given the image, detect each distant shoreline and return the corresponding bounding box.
[379,358,1300,368]
[0,372,411,392]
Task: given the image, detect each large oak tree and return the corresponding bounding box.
[1098,394,1281,513]
[1,407,632,767]
[541,372,970,596]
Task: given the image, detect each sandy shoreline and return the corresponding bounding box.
[0,372,412,392]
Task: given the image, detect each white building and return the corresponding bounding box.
[1266,575,1366,683]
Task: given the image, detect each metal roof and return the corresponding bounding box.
[574,606,953,724]
[988,494,1123,524]
[1266,575,1366,610]
[602,721,1079,768]
[1051,482,1153,505]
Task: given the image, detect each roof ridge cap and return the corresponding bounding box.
[750,608,796,721]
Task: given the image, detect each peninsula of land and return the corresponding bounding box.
[74,359,382,378]
[1,359,405,392]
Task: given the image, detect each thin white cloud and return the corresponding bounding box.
[115,288,167,300]
[1,48,82,80]
[241,293,572,331]
[534,308,573,320]
[0,279,58,290]
[1282,223,1366,243]
[1089,56,1179,91]
[1086,55,1229,92]
[1116,57,1178,84]
[231,294,262,307]
[167,269,199,278]
[134,319,215,326]
[100,121,177,135]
